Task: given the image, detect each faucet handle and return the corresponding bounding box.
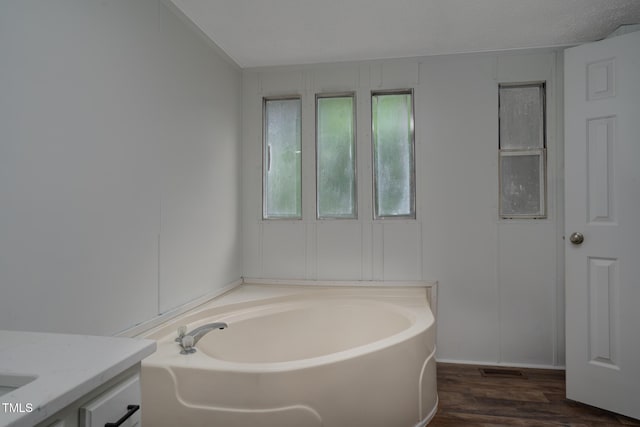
[180,335,196,354]
[175,325,187,342]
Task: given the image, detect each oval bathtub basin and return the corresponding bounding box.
[200,299,411,363]
[142,285,438,427]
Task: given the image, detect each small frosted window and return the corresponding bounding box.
[372,91,415,219]
[316,94,356,219]
[499,83,546,219]
[263,97,302,219]
[499,86,544,149]
[500,154,542,216]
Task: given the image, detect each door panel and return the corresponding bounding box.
[565,30,640,419]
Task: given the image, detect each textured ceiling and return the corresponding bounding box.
[169,0,640,68]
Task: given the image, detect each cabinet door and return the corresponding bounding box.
[79,374,141,427]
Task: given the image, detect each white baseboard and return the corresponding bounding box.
[435,358,565,370]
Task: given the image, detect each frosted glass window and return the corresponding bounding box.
[500,153,543,216]
[372,90,415,219]
[499,83,546,218]
[316,94,357,219]
[263,97,302,219]
[499,85,544,149]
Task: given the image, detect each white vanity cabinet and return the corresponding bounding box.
[79,372,141,427]
[0,331,155,427]
[36,367,142,427]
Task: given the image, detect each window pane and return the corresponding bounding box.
[500,85,544,149]
[500,153,542,217]
[264,98,301,219]
[317,95,356,219]
[372,91,415,218]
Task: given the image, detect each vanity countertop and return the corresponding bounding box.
[0,330,155,427]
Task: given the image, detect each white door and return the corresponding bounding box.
[565,30,640,419]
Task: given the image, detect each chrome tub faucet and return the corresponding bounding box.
[176,322,227,354]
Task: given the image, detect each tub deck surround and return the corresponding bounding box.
[141,281,438,427]
[0,330,155,427]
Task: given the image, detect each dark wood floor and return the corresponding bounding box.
[430,363,640,426]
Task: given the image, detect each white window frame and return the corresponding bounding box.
[371,89,416,220]
[262,95,303,220]
[498,82,547,219]
[315,92,358,220]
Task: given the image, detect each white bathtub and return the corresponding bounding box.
[141,283,438,427]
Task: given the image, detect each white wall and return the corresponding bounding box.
[0,0,563,367]
[242,51,564,367]
[0,0,242,335]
